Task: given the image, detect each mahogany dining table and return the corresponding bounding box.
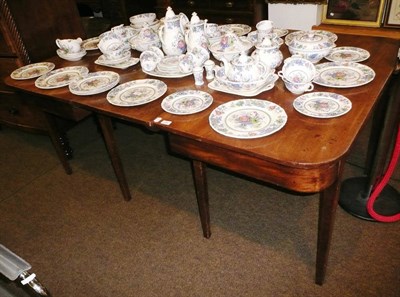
[4,33,399,285]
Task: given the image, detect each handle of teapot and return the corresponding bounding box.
[158,24,165,43]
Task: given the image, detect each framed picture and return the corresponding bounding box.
[321,0,386,27]
[383,0,400,27]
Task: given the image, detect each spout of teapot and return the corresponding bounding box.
[220,57,231,75]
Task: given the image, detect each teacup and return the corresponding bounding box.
[188,46,210,67]
[103,47,130,61]
[98,33,125,53]
[205,23,220,38]
[56,38,83,54]
[282,76,314,95]
[110,24,137,42]
[278,56,316,83]
[256,20,273,43]
[140,50,160,72]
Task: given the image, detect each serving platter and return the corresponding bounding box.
[35,66,89,89]
[313,62,375,88]
[209,99,287,139]
[11,62,55,80]
[106,79,167,106]
[69,71,120,95]
[161,90,213,115]
[325,46,370,63]
[293,92,352,118]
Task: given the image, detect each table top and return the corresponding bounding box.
[5,33,399,171]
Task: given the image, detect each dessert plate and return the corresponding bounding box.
[35,66,89,89]
[95,57,139,69]
[209,99,287,139]
[82,37,100,50]
[218,24,252,36]
[293,92,352,118]
[11,62,55,80]
[106,79,167,106]
[325,46,370,63]
[246,31,284,45]
[272,27,289,37]
[313,62,375,88]
[69,71,120,95]
[161,90,213,115]
[143,68,192,78]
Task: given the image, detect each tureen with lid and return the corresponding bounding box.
[285,30,336,63]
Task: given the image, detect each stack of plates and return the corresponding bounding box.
[156,56,180,73]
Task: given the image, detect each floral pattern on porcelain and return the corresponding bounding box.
[158,7,187,55]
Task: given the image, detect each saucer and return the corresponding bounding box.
[56,49,87,61]
[97,51,131,65]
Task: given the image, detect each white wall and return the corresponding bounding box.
[268,4,323,30]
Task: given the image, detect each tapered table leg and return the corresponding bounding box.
[96,114,132,201]
[315,162,344,285]
[192,160,211,238]
[43,112,72,175]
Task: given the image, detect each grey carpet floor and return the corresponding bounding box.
[0,117,399,297]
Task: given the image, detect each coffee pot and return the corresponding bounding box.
[158,7,186,56]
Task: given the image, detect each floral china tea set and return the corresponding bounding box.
[54,5,346,95]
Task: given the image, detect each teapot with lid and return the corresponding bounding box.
[221,51,266,82]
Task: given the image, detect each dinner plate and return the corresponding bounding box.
[161,90,213,115]
[35,66,89,89]
[69,71,120,95]
[325,46,370,63]
[218,24,252,36]
[293,92,352,118]
[208,74,278,97]
[313,62,375,88]
[82,37,100,50]
[209,99,287,139]
[106,79,167,106]
[11,62,55,80]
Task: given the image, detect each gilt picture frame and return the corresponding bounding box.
[321,0,386,27]
[383,0,400,28]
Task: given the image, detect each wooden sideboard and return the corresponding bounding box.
[312,24,400,40]
[155,0,267,26]
[0,0,92,173]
